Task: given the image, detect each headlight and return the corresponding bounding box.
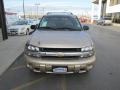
[21,27,25,30]
[25,45,40,57]
[81,46,94,58]
[27,45,39,52]
[20,27,26,31]
[81,46,93,52]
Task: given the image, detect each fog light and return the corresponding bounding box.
[27,63,33,69]
[80,55,84,58]
[27,52,32,56]
[80,65,86,68]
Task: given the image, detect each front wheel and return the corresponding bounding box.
[26,29,29,35]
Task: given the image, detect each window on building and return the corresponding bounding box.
[110,0,114,6]
[110,0,120,6]
[118,0,120,4]
[112,12,120,23]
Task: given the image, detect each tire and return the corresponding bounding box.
[26,29,29,35]
[101,23,104,26]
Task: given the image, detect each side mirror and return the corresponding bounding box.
[31,25,36,29]
[83,25,89,30]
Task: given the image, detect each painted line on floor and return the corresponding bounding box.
[11,65,26,71]
[11,76,48,90]
[61,75,67,90]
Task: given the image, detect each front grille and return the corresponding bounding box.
[10,31,17,33]
[39,48,81,52]
[9,29,17,31]
[41,56,80,60]
[10,29,18,32]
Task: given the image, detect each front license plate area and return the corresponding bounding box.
[11,32,16,35]
[52,66,67,73]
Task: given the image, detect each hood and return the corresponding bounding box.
[8,25,28,30]
[29,30,93,48]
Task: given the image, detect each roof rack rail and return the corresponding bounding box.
[47,12,73,15]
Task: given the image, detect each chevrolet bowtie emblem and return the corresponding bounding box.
[57,52,64,57]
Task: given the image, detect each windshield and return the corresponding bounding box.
[38,16,82,31]
[13,20,28,25]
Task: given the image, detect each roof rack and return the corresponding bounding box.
[47,12,73,15]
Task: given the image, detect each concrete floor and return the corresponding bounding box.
[0,28,3,42]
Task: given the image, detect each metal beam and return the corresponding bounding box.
[0,0,8,40]
[23,0,26,19]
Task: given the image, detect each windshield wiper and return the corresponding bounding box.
[55,27,81,31]
[39,27,56,30]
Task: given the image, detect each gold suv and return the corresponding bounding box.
[24,13,96,74]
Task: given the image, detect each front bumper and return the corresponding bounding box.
[24,54,96,73]
[8,31,26,35]
[103,22,112,25]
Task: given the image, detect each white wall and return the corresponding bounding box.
[91,3,99,20]
[91,0,102,22]
[106,0,120,13]
[98,0,102,19]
